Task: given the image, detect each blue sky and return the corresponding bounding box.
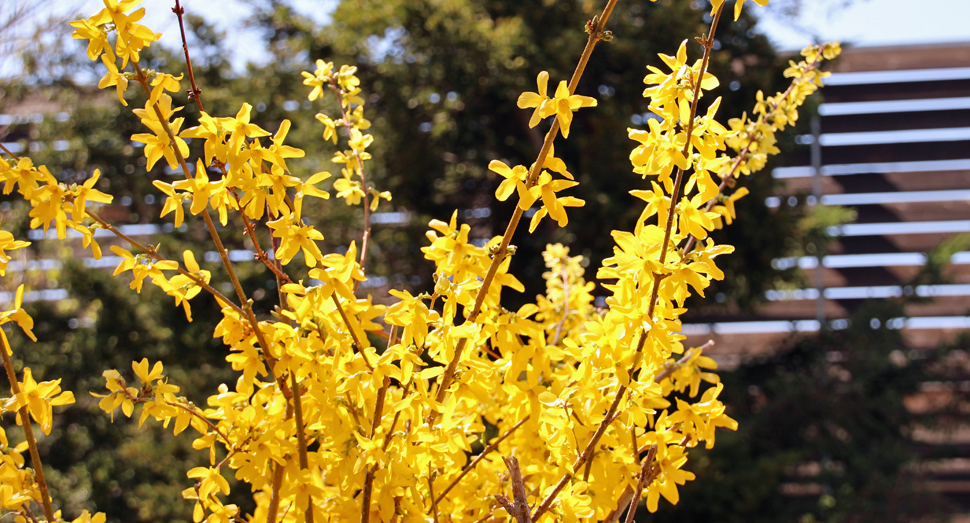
[8,0,970,75]
[758,0,970,51]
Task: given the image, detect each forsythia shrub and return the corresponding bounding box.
[0,0,840,521]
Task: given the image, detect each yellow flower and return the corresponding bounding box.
[550,79,597,138]
[1,157,49,199]
[97,55,128,106]
[132,358,165,384]
[109,246,178,293]
[27,177,71,239]
[70,169,113,221]
[69,18,113,61]
[90,369,135,420]
[315,113,338,144]
[152,180,186,228]
[164,251,211,321]
[333,174,366,206]
[221,103,271,151]
[267,213,325,267]
[517,71,556,128]
[517,71,597,137]
[71,510,107,523]
[369,188,391,212]
[4,367,75,435]
[488,160,531,204]
[292,172,331,219]
[73,222,105,260]
[0,284,36,341]
[525,171,584,231]
[302,59,335,101]
[337,64,360,90]
[85,0,161,66]
[0,232,29,276]
[130,94,190,170]
[385,290,435,349]
[711,0,770,21]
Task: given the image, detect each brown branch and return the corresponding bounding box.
[432,0,620,418]
[85,210,243,315]
[624,445,658,523]
[0,141,20,160]
[166,400,231,446]
[290,372,314,523]
[171,0,204,113]
[215,448,238,471]
[364,376,414,521]
[131,59,297,519]
[267,460,285,523]
[0,332,55,521]
[231,186,292,286]
[427,464,440,523]
[645,2,724,323]
[380,383,411,453]
[329,291,374,371]
[494,456,533,523]
[550,265,571,346]
[360,375,390,523]
[436,415,530,504]
[653,339,715,383]
[21,505,41,523]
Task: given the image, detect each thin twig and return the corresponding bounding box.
[360,375,390,523]
[428,465,440,523]
[329,291,374,371]
[132,59,296,520]
[645,3,725,322]
[166,401,231,446]
[232,186,292,286]
[215,448,238,471]
[0,142,19,159]
[380,382,412,453]
[0,332,55,521]
[290,372,314,523]
[21,506,41,523]
[171,0,204,113]
[85,209,242,315]
[436,415,531,504]
[653,339,715,383]
[550,265,571,346]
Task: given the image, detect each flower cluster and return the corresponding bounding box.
[0,0,841,522]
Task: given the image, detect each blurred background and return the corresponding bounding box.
[2,0,970,521]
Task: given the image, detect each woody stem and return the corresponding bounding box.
[0,332,55,521]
